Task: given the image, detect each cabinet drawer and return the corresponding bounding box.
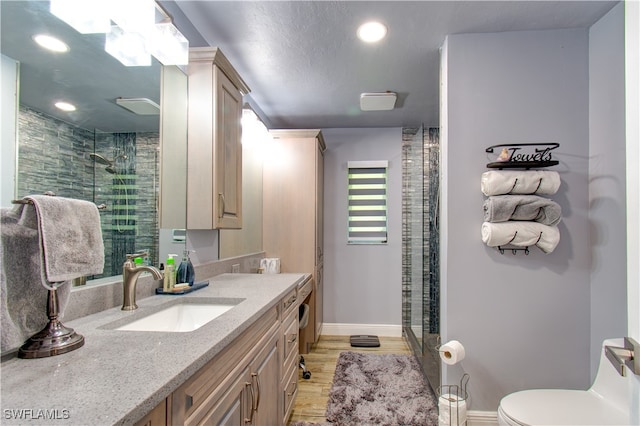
[280,288,298,318]
[297,277,312,304]
[282,363,298,424]
[282,312,299,363]
[282,340,298,388]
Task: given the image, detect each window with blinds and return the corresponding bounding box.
[347,160,388,244]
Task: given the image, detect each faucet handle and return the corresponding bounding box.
[126,252,149,261]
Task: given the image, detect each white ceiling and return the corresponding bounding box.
[165,0,619,129]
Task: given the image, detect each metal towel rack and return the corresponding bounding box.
[12,195,107,210]
[10,192,103,358]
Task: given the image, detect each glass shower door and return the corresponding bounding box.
[402,125,440,393]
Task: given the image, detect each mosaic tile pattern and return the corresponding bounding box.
[17,106,159,278]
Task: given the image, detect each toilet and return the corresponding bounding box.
[497,338,632,425]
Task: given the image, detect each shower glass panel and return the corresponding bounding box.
[402,125,440,393]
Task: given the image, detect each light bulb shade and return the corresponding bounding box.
[50,0,111,34]
[105,25,151,67]
[145,22,189,65]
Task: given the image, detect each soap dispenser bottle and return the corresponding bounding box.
[163,254,177,292]
[176,250,195,286]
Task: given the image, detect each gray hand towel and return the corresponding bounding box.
[0,205,70,353]
[24,195,104,284]
[483,195,562,226]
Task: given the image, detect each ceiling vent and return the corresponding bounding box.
[360,92,397,111]
[115,97,160,115]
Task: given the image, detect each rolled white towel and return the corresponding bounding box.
[481,170,561,196]
[483,195,562,226]
[481,221,560,253]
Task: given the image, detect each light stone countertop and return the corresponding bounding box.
[0,273,307,426]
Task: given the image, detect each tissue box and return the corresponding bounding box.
[259,258,280,273]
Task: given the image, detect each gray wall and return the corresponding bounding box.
[441,28,592,410]
[322,128,403,326]
[588,2,627,379]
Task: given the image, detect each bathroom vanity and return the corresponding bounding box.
[0,273,308,425]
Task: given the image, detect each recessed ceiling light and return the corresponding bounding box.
[55,101,76,112]
[33,34,69,53]
[357,21,387,43]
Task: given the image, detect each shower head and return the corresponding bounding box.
[90,153,113,167]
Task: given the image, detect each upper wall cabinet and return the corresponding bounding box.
[187,48,250,229]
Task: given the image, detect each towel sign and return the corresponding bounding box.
[485,143,559,169]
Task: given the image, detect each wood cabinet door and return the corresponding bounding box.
[251,329,280,425]
[315,264,323,339]
[316,142,324,266]
[213,66,243,229]
[199,367,252,426]
[187,61,243,230]
[315,144,324,337]
[134,399,167,426]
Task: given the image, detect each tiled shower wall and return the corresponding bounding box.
[17,106,159,278]
[17,106,94,201]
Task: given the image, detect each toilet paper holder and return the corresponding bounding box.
[437,373,470,426]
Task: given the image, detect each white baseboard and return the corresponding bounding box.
[320,322,403,337]
[467,410,498,426]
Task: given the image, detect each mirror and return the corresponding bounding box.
[0,0,187,282]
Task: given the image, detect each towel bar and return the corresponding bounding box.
[12,198,107,210]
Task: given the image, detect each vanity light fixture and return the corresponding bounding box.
[105,25,152,67]
[145,22,189,66]
[109,0,156,34]
[32,34,69,53]
[357,21,388,43]
[54,101,76,112]
[50,0,189,66]
[49,0,110,34]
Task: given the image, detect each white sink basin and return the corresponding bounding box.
[116,302,236,333]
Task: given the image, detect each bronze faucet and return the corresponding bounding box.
[122,253,162,310]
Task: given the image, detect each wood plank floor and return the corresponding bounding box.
[287,335,412,425]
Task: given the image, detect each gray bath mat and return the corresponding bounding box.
[326,351,438,425]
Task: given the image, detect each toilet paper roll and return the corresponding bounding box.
[438,394,467,426]
[440,340,465,365]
